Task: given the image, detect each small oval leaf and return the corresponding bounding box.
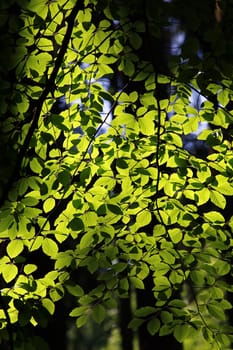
[7,240,24,258]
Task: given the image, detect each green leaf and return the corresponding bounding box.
[37,37,53,51]
[190,270,205,285]
[2,264,18,283]
[183,116,199,134]
[79,231,94,250]
[55,252,73,269]
[130,276,144,289]
[42,238,58,258]
[168,299,186,308]
[134,306,156,317]
[30,236,43,252]
[196,187,210,205]
[107,204,123,215]
[70,306,87,317]
[153,276,170,291]
[160,310,173,324]
[66,284,84,297]
[202,327,213,343]
[97,204,107,215]
[138,112,155,136]
[24,264,38,275]
[147,318,160,336]
[116,158,129,169]
[214,260,230,276]
[128,318,144,330]
[30,158,43,174]
[92,304,106,324]
[80,167,91,185]
[160,250,175,266]
[57,170,71,187]
[7,240,24,258]
[166,132,183,147]
[214,181,233,195]
[68,217,84,231]
[209,190,226,209]
[204,211,225,224]
[42,298,55,315]
[174,324,194,343]
[207,303,226,320]
[27,1,48,19]
[43,197,56,213]
[76,314,88,328]
[153,224,166,237]
[136,210,152,228]
[83,211,98,227]
[168,228,182,244]
[128,32,142,50]
[218,89,229,107]
[22,196,39,206]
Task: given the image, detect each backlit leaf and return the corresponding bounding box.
[168,228,182,244]
[196,188,210,205]
[209,190,226,209]
[24,264,38,275]
[2,264,18,283]
[42,238,58,258]
[43,197,56,213]
[136,210,152,228]
[42,298,55,315]
[138,113,155,136]
[204,211,225,224]
[7,240,24,259]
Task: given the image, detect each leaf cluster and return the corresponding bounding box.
[0,0,233,349]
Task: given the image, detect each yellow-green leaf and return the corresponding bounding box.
[136,210,152,228]
[42,298,55,315]
[204,211,225,224]
[209,190,226,209]
[42,238,58,258]
[43,197,56,214]
[2,264,18,283]
[7,240,24,259]
[24,264,38,275]
[138,111,155,136]
[196,188,210,205]
[168,228,183,244]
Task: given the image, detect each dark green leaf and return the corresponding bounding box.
[147,318,160,336]
[107,204,123,215]
[68,217,84,231]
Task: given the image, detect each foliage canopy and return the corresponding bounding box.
[0,0,233,349]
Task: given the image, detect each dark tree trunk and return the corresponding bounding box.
[118,298,134,350]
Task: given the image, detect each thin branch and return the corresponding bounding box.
[154,74,165,225]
